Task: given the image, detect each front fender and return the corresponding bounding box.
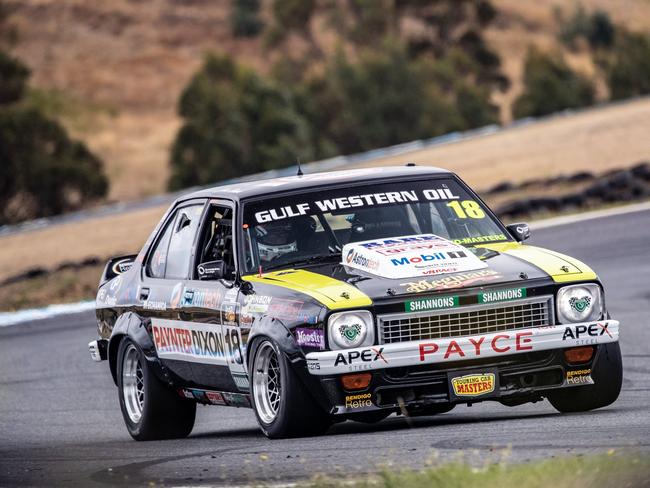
[247,315,333,413]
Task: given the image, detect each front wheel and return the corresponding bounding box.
[547,341,623,413]
[117,338,196,440]
[250,338,331,438]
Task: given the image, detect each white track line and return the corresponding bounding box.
[0,300,95,327]
[1,201,649,327]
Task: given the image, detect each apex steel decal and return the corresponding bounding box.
[333,347,387,371]
[562,322,612,345]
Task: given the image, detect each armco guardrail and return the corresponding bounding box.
[1,95,646,238]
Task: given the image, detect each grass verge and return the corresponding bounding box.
[306,453,650,488]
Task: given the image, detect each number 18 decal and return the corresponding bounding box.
[223,326,245,366]
[446,200,486,219]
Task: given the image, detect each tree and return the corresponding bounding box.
[0,51,108,224]
[604,32,650,100]
[168,54,315,190]
[230,0,264,38]
[513,48,595,118]
[0,51,29,104]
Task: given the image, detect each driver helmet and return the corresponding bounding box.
[256,220,298,261]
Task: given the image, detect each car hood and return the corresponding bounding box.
[243,242,598,307]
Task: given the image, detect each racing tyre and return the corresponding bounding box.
[548,342,623,413]
[117,338,196,441]
[250,338,332,438]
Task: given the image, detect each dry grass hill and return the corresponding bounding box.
[4,0,650,203]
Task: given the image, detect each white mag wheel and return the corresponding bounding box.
[252,340,282,425]
[121,343,145,424]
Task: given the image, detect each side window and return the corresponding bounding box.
[147,216,175,279]
[196,205,236,280]
[165,204,205,279]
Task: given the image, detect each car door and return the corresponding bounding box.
[181,201,248,393]
[141,200,206,384]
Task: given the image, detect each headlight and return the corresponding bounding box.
[327,310,374,350]
[556,284,603,324]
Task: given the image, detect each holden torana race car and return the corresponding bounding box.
[89,165,622,440]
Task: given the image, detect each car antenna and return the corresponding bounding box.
[296,157,304,176]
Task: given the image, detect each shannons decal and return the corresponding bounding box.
[341,234,488,280]
[478,287,526,304]
[405,295,459,312]
[151,318,244,366]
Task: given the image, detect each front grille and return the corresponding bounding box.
[378,296,553,344]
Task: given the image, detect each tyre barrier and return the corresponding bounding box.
[494,162,650,220]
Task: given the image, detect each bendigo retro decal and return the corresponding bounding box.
[341,234,488,279]
[566,369,594,386]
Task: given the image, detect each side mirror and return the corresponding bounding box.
[197,260,226,280]
[506,223,531,242]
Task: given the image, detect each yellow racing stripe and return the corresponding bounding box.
[478,242,598,283]
[242,269,373,310]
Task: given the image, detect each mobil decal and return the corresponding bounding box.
[341,234,487,280]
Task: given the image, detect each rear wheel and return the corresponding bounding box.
[250,338,331,438]
[117,338,196,441]
[547,342,622,413]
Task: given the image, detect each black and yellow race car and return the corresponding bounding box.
[88,166,621,440]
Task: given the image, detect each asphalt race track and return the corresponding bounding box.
[1,208,649,487]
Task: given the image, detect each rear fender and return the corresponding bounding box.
[107,312,169,386]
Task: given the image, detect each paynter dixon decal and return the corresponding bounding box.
[151,318,243,366]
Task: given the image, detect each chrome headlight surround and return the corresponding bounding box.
[556,283,603,324]
[327,310,374,350]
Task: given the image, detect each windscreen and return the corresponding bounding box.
[241,178,510,273]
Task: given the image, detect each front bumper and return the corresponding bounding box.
[305,320,619,375]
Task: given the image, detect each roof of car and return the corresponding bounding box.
[180,165,453,202]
